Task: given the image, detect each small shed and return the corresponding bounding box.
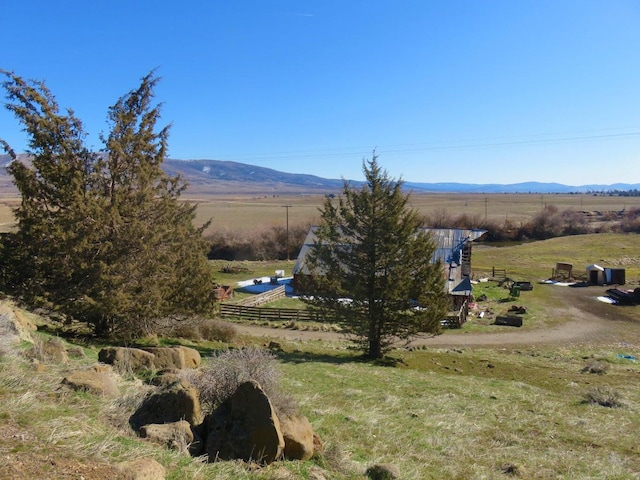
[605,268,625,285]
[586,264,605,285]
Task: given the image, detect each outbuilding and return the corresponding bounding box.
[586,264,606,285]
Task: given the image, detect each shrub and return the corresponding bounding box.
[583,386,623,408]
[424,208,453,228]
[158,317,238,343]
[560,209,590,235]
[183,346,298,416]
[620,208,640,233]
[206,223,310,261]
[171,323,201,341]
[198,320,238,342]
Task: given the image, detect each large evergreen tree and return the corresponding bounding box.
[0,70,216,338]
[301,155,449,359]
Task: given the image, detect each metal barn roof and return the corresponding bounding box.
[293,227,487,275]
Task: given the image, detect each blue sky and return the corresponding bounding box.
[1,1,639,185]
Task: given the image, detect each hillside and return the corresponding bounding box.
[1,155,638,195]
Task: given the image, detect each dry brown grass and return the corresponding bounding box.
[184,192,640,236]
[2,192,639,236]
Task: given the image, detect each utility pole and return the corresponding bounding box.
[484,196,488,222]
[282,205,292,261]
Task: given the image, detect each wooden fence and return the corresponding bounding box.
[219,303,323,323]
[236,285,286,307]
[224,281,469,329]
[222,299,467,329]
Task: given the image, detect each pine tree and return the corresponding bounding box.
[301,154,449,358]
[0,70,216,338]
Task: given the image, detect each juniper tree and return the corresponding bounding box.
[0,70,216,338]
[301,155,449,359]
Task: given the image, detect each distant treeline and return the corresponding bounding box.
[574,189,640,197]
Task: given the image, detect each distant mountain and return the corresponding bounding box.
[162,158,345,194]
[403,181,640,194]
[1,155,638,195]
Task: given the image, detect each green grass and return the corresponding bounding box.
[210,259,296,285]
[4,233,640,478]
[473,233,640,282]
[276,343,640,479]
[3,321,640,479]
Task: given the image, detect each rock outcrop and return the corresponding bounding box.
[129,379,204,431]
[280,413,315,460]
[206,380,284,464]
[61,369,120,397]
[141,346,201,370]
[139,420,194,451]
[115,457,166,480]
[0,301,37,344]
[99,347,156,372]
[98,346,201,372]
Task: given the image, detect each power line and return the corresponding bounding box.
[211,129,640,164]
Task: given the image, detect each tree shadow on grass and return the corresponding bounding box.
[269,346,405,367]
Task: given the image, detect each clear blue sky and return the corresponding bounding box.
[1,0,639,185]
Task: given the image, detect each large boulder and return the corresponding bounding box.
[150,369,181,387]
[115,457,166,480]
[129,379,204,431]
[139,420,194,451]
[280,414,315,460]
[206,380,284,464]
[142,346,201,370]
[98,346,201,372]
[178,346,201,369]
[62,369,120,397]
[98,347,155,372]
[0,302,36,344]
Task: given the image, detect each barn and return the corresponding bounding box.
[292,226,487,309]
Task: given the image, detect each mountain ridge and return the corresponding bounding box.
[0,155,637,194]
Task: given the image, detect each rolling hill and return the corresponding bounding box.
[0,155,637,195]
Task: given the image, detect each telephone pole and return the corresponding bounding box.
[282,205,292,261]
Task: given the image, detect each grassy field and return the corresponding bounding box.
[3,192,638,235]
[187,192,640,236]
[2,319,640,479]
[472,233,640,281]
[2,206,640,478]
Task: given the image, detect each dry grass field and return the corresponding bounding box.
[1,192,637,236]
[185,192,640,236]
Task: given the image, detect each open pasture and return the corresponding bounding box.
[0,192,638,236]
[184,192,640,236]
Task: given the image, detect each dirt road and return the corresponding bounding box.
[234,284,640,348]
